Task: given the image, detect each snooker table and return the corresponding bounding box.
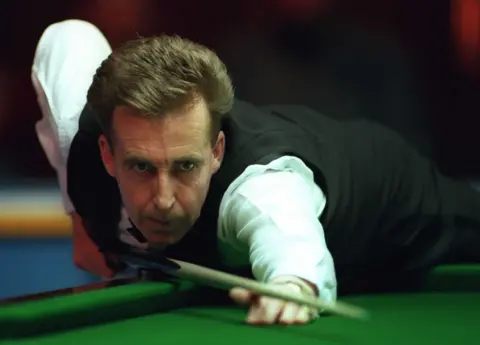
[1,265,479,345]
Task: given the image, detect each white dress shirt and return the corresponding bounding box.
[32,19,338,303]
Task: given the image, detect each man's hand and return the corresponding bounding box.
[71,211,118,278]
[229,276,318,325]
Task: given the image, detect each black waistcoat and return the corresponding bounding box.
[67,99,480,282]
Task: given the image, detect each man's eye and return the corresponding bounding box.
[133,163,154,173]
[177,161,196,172]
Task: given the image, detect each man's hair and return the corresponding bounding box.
[87,35,234,145]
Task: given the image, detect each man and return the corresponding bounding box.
[33,20,480,326]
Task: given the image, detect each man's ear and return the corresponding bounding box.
[212,131,225,174]
[98,134,116,177]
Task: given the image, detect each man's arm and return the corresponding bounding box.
[218,156,337,324]
[34,80,117,278]
[32,20,117,277]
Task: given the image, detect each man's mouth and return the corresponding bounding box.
[147,217,172,230]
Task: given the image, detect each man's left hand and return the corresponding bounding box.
[229,276,318,325]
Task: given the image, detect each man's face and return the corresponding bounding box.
[99,98,224,249]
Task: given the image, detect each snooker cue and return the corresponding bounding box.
[164,258,369,320]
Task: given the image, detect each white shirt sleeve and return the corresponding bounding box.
[218,156,337,303]
[32,20,112,214]
[35,116,75,212]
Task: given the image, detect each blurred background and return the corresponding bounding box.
[1,0,480,298]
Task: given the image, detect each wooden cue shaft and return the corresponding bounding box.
[166,258,369,320]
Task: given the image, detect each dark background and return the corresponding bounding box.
[0,0,479,182]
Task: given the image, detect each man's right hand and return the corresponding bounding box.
[70,211,118,278]
[229,276,319,325]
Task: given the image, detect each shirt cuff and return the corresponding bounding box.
[257,257,338,304]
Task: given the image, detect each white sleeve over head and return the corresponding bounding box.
[32,19,112,213]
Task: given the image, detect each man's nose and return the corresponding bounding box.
[153,173,175,211]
